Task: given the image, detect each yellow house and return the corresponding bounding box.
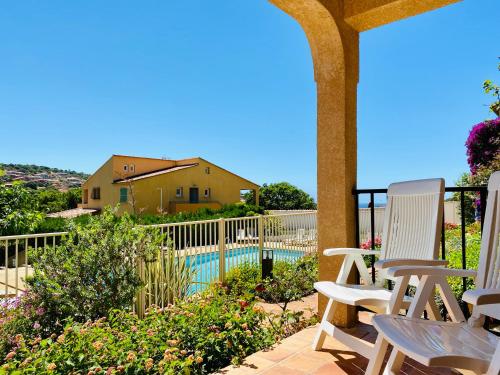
[81,155,259,215]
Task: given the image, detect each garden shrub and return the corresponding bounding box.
[223,255,319,307]
[143,244,196,305]
[444,222,481,300]
[224,262,261,299]
[135,203,265,226]
[25,207,163,324]
[1,286,275,375]
[257,254,318,311]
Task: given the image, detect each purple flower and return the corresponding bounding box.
[465,118,500,174]
[35,307,45,316]
[33,322,41,330]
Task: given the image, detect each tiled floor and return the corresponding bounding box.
[215,312,462,375]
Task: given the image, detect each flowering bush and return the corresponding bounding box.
[0,291,53,359]
[360,236,382,250]
[444,222,459,230]
[1,285,275,374]
[0,208,167,360]
[465,117,500,175]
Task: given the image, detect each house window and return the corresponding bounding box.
[119,187,128,203]
[204,188,211,198]
[91,187,101,200]
[130,164,135,173]
[205,167,210,174]
[123,165,128,172]
[176,187,183,198]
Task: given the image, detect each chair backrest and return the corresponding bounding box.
[473,171,500,321]
[380,178,444,261]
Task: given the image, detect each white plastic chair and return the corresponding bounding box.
[366,171,500,375]
[313,178,446,358]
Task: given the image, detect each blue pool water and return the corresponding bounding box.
[185,246,305,293]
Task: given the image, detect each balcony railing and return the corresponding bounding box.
[353,185,488,319]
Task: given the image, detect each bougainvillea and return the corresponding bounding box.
[465,117,500,174]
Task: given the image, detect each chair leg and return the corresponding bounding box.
[365,334,390,375]
[383,348,406,375]
[486,342,500,375]
[312,298,335,351]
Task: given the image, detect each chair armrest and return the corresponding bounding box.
[462,289,500,306]
[375,259,448,270]
[323,248,381,256]
[387,266,477,278]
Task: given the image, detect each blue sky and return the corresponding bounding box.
[0,0,498,199]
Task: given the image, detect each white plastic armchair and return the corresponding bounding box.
[313,178,445,357]
[366,171,500,375]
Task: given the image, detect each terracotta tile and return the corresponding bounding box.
[277,337,310,351]
[305,348,338,363]
[311,362,358,375]
[260,365,306,375]
[238,354,276,372]
[280,353,326,373]
[217,314,462,375]
[253,345,295,363]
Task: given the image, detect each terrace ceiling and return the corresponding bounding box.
[343,0,462,31]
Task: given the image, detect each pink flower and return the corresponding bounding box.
[361,236,382,250]
[33,322,41,330]
[5,351,16,361]
[35,307,45,316]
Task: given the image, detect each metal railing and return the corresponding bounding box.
[0,232,67,298]
[353,186,488,317]
[0,212,318,310]
[136,212,317,312]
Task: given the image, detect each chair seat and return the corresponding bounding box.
[372,315,499,373]
[314,281,412,307]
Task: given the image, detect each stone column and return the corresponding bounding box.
[269,0,359,327]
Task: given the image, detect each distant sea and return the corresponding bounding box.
[358,203,386,208]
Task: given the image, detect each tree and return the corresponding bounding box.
[0,182,43,235]
[254,182,316,210]
[36,188,82,213]
[483,60,500,117]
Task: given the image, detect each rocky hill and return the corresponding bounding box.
[0,163,89,190]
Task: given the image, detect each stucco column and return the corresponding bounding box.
[316,31,359,328]
[269,0,359,327]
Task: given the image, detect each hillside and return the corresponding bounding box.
[0,163,89,190]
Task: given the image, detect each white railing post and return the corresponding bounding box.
[218,218,225,282]
[258,215,264,267]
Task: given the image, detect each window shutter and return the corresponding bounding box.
[120,187,128,203]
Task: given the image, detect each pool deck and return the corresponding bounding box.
[215,300,466,375]
[0,265,31,297]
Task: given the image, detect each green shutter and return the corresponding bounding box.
[120,187,128,203]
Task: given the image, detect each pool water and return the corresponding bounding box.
[185,246,305,293]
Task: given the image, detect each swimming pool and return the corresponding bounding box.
[186,246,306,293]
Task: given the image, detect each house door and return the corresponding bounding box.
[189,187,199,203]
